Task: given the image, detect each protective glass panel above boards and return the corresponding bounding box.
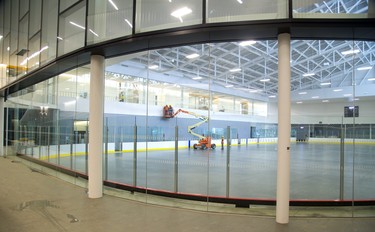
[292,0,375,18]
[207,0,288,23]
[135,0,202,33]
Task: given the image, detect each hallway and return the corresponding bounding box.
[0,157,374,232]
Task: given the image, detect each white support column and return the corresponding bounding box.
[88,55,105,198]
[0,97,4,157]
[276,33,291,224]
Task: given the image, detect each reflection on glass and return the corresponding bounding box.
[58,2,86,55]
[292,0,373,18]
[135,0,202,33]
[87,0,133,45]
[207,0,288,23]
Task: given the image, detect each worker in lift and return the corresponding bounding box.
[168,105,174,116]
[163,105,169,117]
[221,136,224,150]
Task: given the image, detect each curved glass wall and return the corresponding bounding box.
[5,38,375,217]
[0,0,374,89]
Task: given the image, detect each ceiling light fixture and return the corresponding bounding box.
[171,7,192,23]
[0,35,3,40]
[269,95,276,98]
[341,49,360,55]
[357,66,372,71]
[322,100,329,103]
[192,76,202,80]
[260,78,270,82]
[311,96,320,99]
[298,92,307,95]
[368,78,375,81]
[148,65,158,70]
[237,0,243,3]
[186,53,199,59]
[225,84,234,88]
[303,73,315,77]
[296,101,303,104]
[229,68,241,72]
[239,40,256,46]
[57,36,63,40]
[108,0,118,10]
[333,89,343,92]
[320,82,331,86]
[69,21,85,30]
[344,94,352,97]
[323,62,330,66]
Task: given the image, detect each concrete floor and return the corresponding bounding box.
[1,156,375,232]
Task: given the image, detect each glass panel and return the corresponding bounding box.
[293,0,373,19]
[2,34,10,87]
[18,16,28,77]
[55,67,90,174]
[135,0,202,33]
[10,0,19,54]
[58,1,86,55]
[27,32,41,72]
[19,0,29,19]
[207,0,288,23]
[352,41,375,217]
[87,0,133,45]
[29,0,42,37]
[41,0,58,65]
[3,0,11,36]
[60,0,80,13]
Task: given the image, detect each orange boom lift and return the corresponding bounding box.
[163,108,216,150]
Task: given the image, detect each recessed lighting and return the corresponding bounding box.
[357,66,372,71]
[239,40,256,46]
[303,73,315,77]
[341,49,360,55]
[225,84,234,88]
[298,92,307,95]
[186,53,199,59]
[312,96,319,99]
[229,68,241,72]
[320,82,331,86]
[148,65,158,70]
[192,76,202,80]
[333,89,343,92]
